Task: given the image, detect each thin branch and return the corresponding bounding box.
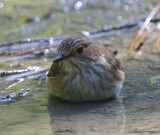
[129,1,160,50]
[0,44,58,63]
[135,22,160,50]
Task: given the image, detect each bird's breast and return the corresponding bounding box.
[48,59,124,101]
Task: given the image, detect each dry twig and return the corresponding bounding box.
[129,1,160,50]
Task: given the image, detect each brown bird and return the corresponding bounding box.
[47,35,125,102]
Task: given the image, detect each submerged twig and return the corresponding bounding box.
[129,1,160,50]
[0,69,29,77]
[0,44,58,63]
[81,18,160,37]
[4,67,47,81]
[0,79,42,103]
[0,36,65,54]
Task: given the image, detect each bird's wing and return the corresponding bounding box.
[103,45,122,70]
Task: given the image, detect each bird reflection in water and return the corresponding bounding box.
[47,95,126,135]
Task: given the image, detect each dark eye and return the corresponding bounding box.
[76,47,83,54]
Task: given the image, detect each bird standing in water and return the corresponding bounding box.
[47,36,125,102]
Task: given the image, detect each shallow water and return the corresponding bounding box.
[0,35,159,135]
[0,0,160,135]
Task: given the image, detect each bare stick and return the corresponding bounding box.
[129,1,160,50]
[135,22,160,50]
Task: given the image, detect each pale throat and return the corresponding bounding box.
[59,57,88,74]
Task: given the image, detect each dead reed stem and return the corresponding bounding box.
[129,1,160,50]
[135,22,160,50]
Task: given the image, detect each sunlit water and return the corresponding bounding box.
[0,0,160,135]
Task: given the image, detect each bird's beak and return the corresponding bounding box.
[53,54,65,63]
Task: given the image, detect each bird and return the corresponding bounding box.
[47,35,125,102]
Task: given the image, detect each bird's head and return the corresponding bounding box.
[53,36,93,63]
[52,35,120,72]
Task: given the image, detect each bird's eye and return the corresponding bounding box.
[76,47,83,54]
